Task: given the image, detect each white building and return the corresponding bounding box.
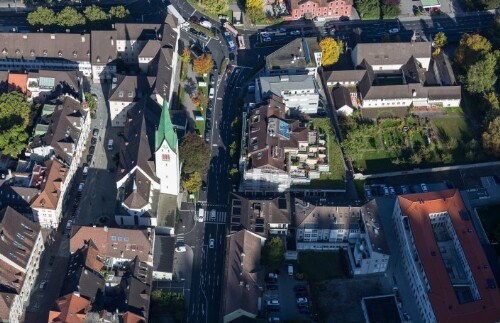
[256,74,320,114]
[0,207,44,323]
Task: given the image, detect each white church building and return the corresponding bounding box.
[115,98,180,227]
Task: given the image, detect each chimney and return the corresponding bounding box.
[81,35,85,42]
[22,34,27,39]
[104,226,108,232]
[412,89,417,97]
[110,37,114,46]
[50,34,55,40]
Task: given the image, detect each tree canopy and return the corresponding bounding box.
[193,54,214,75]
[455,33,492,70]
[434,32,447,48]
[57,7,86,27]
[84,5,108,23]
[246,0,265,23]
[262,236,285,270]
[27,7,56,26]
[181,47,191,64]
[482,116,500,157]
[200,0,228,14]
[183,171,202,193]
[320,37,343,67]
[354,0,380,19]
[0,92,32,158]
[179,133,211,175]
[109,6,130,20]
[381,4,400,18]
[465,52,498,93]
[150,290,184,323]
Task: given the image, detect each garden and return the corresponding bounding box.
[341,114,480,174]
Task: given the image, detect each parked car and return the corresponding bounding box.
[78,183,84,192]
[389,186,396,195]
[289,30,301,35]
[107,139,114,151]
[401,185,409,194]
[296,297,308,304]
[226,64,234,74]
[189,16,199,23]
[262,37,272,42]
[299,306,311,314]
[210,74,215,84]
[91,137,97,145]
[66,219,73,231]
[86,154,92,163]
[188,27,198,34]
[209,238,215,248]
[267,299,280,306]
[383,186,389,196]
[92,128,99,137]
[83,164,89,176]
[202,181,207,191]
[198,32,209,41]
[89,146,95,154]
[421,183,428,192]
[388,28,399,34]
[39,280,47,290]
[339,15,350,21]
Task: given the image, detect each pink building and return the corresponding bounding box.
[289,0,352,20]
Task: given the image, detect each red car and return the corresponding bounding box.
[226,64,234,74]
[189,16,199,23]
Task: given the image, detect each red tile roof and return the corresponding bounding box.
[398,189,500,323]
[122,311,146,323]
[47,292,91,323]
[7,73,27,93]
[31,159,67,210]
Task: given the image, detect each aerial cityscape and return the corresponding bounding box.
[0,0,499,321]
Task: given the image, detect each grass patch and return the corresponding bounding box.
[312,118,346,181]
[432,116,472,143]
[188,22,215,38]
[354,179,366,198]
[185,0,231,21]
[298,251,349,282]
[443,106,464,115]
[195,120,205,135]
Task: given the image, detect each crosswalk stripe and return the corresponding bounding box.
[204,210,227,223]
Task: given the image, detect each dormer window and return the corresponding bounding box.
[73,51,77,57]
[118,91,124,98]
[86,50,90,56]
[108,56,112,62]
[127,91,133,98]
[43,50,48,56]
[30,50,35,56]
[15,49,20,55]
[58,51,62,57]
[2,48,7,55]
[96,56,100,62]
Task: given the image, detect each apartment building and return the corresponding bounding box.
[324,42,461,111]
[30,158,68,228]
[392,190,500,323]
[26,70,83,102]
[229,193,291,237]
[0,207,44,323]
[288,0,352,20]
[90,30,118,81]
[256,74,320,114]
[265,37,322,76]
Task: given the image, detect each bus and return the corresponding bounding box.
[237,35,246,50]
[224,22,239,37]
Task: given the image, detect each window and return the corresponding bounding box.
[111,236,116,241]
[162,154,170,161]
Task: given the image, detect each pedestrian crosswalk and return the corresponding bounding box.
[204,210,227,224]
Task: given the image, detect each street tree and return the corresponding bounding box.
[246,0,265,23]
[183,171,202,192]
[84,5,107,23]
[455,33,492,69]
[193,54,214,75]
[27,7,57,26]
[201,0,229,14]
[84,92,97,118]
[0,126,29,157]
[262,236,285,270]
[482,116,500,157]
[465,52,497,93]
[181,47,191,64]
[381,4,400,18]
[57,7,86,27]
[319,37,343,67]
[179,133,211,175]
[109,6,130,20]
[434,32,447,48]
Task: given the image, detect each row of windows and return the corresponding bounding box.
[294,11,349,17]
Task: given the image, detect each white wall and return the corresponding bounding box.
[109,100,134,127]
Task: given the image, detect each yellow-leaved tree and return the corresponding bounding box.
[193,54,214,75]
[319,37,343,67]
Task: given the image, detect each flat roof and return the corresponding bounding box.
[362,295,402,323]
[398,189,500,323]
[420,0,440,7]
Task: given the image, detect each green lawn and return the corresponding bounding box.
[298,251,349,282]
[186,0,232,21]
[432,116,472,143]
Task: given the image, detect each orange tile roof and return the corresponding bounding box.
[31,159,67,210]
[122,311,146,323]
[398,189,500,323]
[48,293,91,323]
[7,73,27,93]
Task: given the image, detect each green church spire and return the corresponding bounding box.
[155,99,177,152]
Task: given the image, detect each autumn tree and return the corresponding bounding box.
[434,32,447,48]
[200,0,228,15]
[109,5,130,20]
[320,37,343,67]
[84,5,107,23]
[193,54,214,75]
[455,33,492,70]
[246,0,265,23]
[262,236,285,270]
[57,7,86,27]
[482,116,500,157]
[27,7,57,26]
[183,171,202,192]
[181,47,191,64]
[465,52,497,93]
[191,95,201,108]
[179,133,211,175]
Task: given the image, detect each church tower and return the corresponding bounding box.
[155,100,180,195]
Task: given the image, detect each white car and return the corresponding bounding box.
[296,297,308,304]
[209,238,215,248]
[78,182,84,192]
[66,220,73,231]
[289,30,301,35]
[267,299,280,306]
[421,183,428,192]
[210,210,216,220]
[388,28,399,34]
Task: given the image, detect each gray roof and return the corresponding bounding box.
[153,234,175,273]
[156,193,177,229]
[427,86,461,100]
[294,198,361,230]
[139,40,161,58]
[109,75,154,102]
[353,42,431,68]
[361,199,390,255]
[0,182,38,215]
[115,23,161,41]
[266,37,320,71]
[333,86,353,110]
[0,207,41,269]
[401,56,426,84]
[0,32,90,62]
[91,30,118,64]
[258,74,316,99]
[223,230,265,318]
[117,97,161,183]
[151,47,175,102]
[325,70,365,85]
[229,193,291,237]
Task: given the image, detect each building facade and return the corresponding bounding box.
[288,0,352,20]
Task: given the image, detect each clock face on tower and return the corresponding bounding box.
[162,153,170,161]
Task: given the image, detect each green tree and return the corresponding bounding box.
[181,47,191,64]
[229,140,238,157]
[183,171,202,192]
[109,5,130,20]
[193,54,214,75]
[354,0,380,19]
[229,167,239,180]
[262,236,285,270]
[179,133,211,175]
[381,4,400,18]
[246,0,265,23]
[484,91,500,109]
[150,290,185,323]
[84,92,97,118]
[0,92,32,129]
[465,53,497,93]
[200,0,229,14]
[434,32,447,48]
[319,37,343,67]
[57,7,86,27]
[410,153,422,165]
[455,33,492,69]
[482,116,500,158]
[27,7,56,26]
[84,5,107,23]
[0,126,29,157]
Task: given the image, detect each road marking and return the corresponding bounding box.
[212,143,218,147]
[217,97,222,100]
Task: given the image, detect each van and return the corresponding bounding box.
[197,208,205,222]
[288,264,294,276]
[209,87,215,99]
[107,139,114,151]
[314,16,326,22]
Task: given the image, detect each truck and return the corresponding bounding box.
[224,22,238,37]
[223,32,236,52]
[237,35,245,50]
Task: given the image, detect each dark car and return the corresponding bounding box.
[89,146,95,154]
[267,284,279,291]
[206,109,212,118]
[206,121,211,130]
[189,27,198,35]
[91,137,97,145]
[92,128,99,137]
[86,154,92,163]
[294,285,307,292]
[202,181,207,191]
[189,16,199,23]
[339,16,350,21]
[204,132,210,142]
